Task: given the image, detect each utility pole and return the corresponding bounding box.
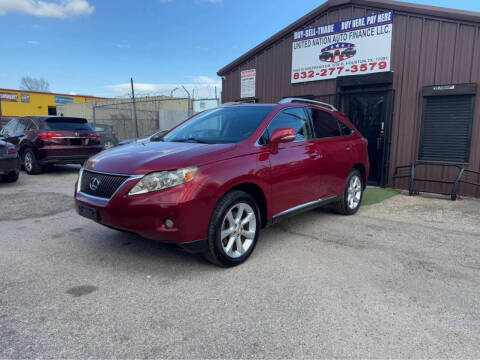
[131,77,139,140]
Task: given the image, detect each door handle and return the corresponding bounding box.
[345,146,353,152]
[309,152,322,160]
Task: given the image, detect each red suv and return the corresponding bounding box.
[0,116,102,174]
[75,99,369,266]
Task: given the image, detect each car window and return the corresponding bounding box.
[45,118,93,131]
[163,106,274,144]
[16,120,27,132]
[200,113,222,136]
[308,108,341,138]
[339,121,354,136]
[267,107,311,142]
[29,118,39,130]
[19,118,36,131]
[2,119,18,136]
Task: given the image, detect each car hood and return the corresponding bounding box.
[85,141,238,175]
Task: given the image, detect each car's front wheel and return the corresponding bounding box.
[334,169,364,215]
[204,191,260,267]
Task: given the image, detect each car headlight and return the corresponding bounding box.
[128,166,198,196]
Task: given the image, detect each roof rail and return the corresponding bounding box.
[221,101,245,106]
[279,98,337,111]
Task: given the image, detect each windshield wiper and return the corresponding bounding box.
[172,137,211,144]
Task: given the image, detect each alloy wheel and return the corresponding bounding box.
[24,152,33,172]
[221,203,256,258]
[103,141,115,150]
[347,175,362,210]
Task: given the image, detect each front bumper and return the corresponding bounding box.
[74,172,212,253]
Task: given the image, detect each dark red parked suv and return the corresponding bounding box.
[75,99,369,266]
[0,116,102,174]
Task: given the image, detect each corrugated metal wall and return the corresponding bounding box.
[221,4,480,198]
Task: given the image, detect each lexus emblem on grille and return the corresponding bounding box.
[89,177,100,191]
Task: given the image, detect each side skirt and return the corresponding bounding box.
[268,195,338,225]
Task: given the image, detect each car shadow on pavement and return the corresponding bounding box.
[79,227,214,272]
[38,164,82,176]
[72,207,338,273]
[240,207,336,258]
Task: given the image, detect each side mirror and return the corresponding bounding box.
[269,128,297,144]
[151,130,168,142]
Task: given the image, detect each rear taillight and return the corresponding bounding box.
[38,132,64,140]
[6,144,16,154]
[89,133,100,140]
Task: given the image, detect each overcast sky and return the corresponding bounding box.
[0,0,478,98]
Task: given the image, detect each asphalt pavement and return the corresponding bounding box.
[1,165,480,358]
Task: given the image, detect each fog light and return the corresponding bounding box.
[165,219,175,229]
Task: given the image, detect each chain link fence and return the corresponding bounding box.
[57,95,220,142]
[93,97,190,141]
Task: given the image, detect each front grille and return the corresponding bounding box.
[80,170,129,199]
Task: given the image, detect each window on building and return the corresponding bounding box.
[419,95,474,163]
[267,107,311,142]
[48,106,57,116]
[307,108,341,138]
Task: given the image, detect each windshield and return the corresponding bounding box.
[163,106,274,144]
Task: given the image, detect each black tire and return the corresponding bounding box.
[203,190,261,267]
[333,169,364,215]
[3,171,19,183]
[23,149,42,175]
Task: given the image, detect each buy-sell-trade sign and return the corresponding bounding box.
[291,11,393,83]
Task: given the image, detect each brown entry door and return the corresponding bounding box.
[341,90,393,186]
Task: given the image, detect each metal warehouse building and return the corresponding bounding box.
[218,0,480,198]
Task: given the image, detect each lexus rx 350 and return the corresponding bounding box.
[75,99,369,266]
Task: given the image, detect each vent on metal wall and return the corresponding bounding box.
[419,95,474,163]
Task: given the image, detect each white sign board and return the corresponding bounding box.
[291,11,393,83]
[241,69,256,98]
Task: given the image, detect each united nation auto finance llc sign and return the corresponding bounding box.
[291,11,393,83]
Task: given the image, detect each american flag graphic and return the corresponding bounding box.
[319,42,357,63]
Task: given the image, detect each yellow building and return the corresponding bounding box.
[0,88,104,119]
